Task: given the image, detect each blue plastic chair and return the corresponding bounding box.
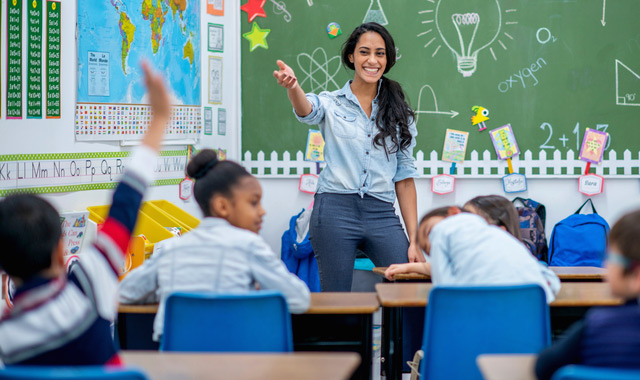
[552,365,640,380]
[0,367,147,380]
[161,290,293,352]
[420,284,551,380]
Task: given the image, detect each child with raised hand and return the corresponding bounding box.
[118,150,311,342]
[0,62,171,366]
[384,198,558,303]
[536,210,640,379]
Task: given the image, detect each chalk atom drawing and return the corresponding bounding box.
[415,84,459,125]
[297,47,341,92]
[615,59,640,106]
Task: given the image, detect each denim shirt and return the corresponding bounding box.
[295,80,419,203]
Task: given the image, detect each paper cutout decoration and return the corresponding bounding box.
[207,0,224,16]
[217,148,227,161]
[579,128,608,164]
[242,22,270,52]
[305,129,325,162]
[327,22,342,39]
[299,174,319,194]
[489,124,520,160]
[503,173,527,193]
[60,212,89,256]
[432,174,455,195]
[240,0,266,23]
[578,174,604,196]
[179,178,194,200]
[471,105,489,131]
[442,129,469,163]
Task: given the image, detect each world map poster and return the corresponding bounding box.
[76,0,201,141]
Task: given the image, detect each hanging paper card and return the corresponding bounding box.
[432,174,455,195]
[305,129,325,162]
[60,212,89,256]
[179,178,194,200]
[578,174,604,196]
[299,174,319,194]
[204,107,213,135]
[579,128,608,164]
[502,173,527,193]
[442,129,469,163]
[207,0,224,16]
[217,148,227,161]
[489,124,520,160]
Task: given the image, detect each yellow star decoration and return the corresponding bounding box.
[243,22,270,52]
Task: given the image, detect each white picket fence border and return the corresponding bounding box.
[242,149,640,179]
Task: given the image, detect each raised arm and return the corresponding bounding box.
[273,60,313,117]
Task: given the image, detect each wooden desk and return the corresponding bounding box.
[373,266,606,282]
[118,293,380,380]
[375,282,623,380]
[476,354,536,380]
[121,350,361,380]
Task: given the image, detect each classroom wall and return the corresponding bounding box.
[257,177,640,255]
[0,0,241,221]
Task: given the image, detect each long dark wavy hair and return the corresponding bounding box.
[341,22,415,156]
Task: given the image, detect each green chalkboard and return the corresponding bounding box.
[241,0,640,176]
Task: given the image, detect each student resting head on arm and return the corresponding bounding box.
[535,210,640,380]
[118,150,311,342]
[0,61,171,366]
[384,198,559,303]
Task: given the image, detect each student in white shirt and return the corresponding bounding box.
[385,196,559,303]
[118,149,311,341]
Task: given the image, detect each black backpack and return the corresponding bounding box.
[512,197,549,263]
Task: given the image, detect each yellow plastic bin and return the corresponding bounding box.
[147,200,200,230]
[87,205,174,254]
[140,203,192,233]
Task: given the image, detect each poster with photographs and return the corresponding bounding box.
[208,56,222,104]
[208,23,224,53]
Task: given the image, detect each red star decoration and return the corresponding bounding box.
[241,0,267,23]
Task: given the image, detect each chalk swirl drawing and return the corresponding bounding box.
[415,84,459,126]
[269,0,292,22]
[615,60,640,106]
[297,48,341,92]
[418,0,518,77]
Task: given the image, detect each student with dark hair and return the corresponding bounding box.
[0,62,170,366]
[273,22,420,291]
[118,149,310,342]
[384,202,559,303]
[536,210,640,379]
[463,195,522,241]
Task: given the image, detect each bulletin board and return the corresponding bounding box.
[240,0,640,178]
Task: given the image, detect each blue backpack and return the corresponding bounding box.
[548,199,610,267]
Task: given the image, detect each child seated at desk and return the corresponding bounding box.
[118,150,311,342]
[0,63,170,366]
[385,196,559,303]
[535,210,640,379]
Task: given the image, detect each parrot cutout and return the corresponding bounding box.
[471,106,489,131]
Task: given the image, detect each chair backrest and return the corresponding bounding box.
[552,365,640,380]
[0,367,147,380]
[161,290,293,352]
[421,284,551,380]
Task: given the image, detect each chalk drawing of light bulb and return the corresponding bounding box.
[363,0,388,26]
[435,0,501,77]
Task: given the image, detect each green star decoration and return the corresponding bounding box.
[243,22,270,52]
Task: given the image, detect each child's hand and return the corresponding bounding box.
[142,61,171,122]
[384,263,412,280]
[273,60,299,90]
[384,262,431,280]
[141,61,171,151]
